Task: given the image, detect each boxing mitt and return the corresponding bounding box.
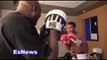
[45,9,67,32]
[60,34,72,46]
[67,32,82,46]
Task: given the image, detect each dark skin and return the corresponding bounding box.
[16,1,58,59]
[66,24,88,54]
[42,29,59,59]
[16,1,41,25]
[47,30,59,59]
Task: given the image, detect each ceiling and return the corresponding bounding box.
[39,1,86,8]
[0,1,107,16]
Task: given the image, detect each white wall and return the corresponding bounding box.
[1,9,14,17]
[36,13,46,30]
[0,8,1,18]
[1,9,77,57]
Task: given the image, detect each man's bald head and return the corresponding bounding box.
[18,1,38,7]
[16,1,41,25]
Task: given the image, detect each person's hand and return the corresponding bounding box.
[60,34,72,47]
[67,32,82,46]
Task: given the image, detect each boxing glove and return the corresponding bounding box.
[67,32,82,46]
[45,9,67,32]
[60,34,72,46]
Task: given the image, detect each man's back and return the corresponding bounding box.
[0,12,43,59]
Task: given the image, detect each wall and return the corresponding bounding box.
[0,8,1,18]
[76,4,107,59]
[1,9,14,18]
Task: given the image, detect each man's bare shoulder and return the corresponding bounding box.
[76,32,87,42]
[75,32,82,38]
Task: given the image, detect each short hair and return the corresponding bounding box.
[67,22,76,28]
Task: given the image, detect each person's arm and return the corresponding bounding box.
[67,32,88,53]
[47,29,59,59]
[44,9,67,59]
[11,26,43,59]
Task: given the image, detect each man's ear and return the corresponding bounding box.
[32,6,36,12]
[31,6,36,17]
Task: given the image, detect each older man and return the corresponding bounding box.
[0,1,42,59]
